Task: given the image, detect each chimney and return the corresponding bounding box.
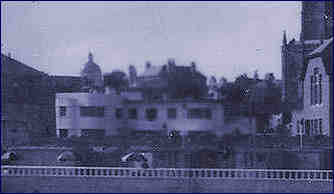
[168,58,175,66]
[146,61,151,69]
[167,58,175,72]
[190,61,196,73]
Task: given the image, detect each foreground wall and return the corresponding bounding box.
[2,175,332,193]
[2,166,332,193]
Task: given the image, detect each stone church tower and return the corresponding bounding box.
[281,1,332,110]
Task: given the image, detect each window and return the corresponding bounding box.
[314,78,318,104]
[311,69,322,106]
[311,76,314,105]
[310,120,314,134]
[187,108,212,119]
[314,119,318,135]
[59,129,68,138]
[80,107,104,117]
[59,106,67,116]
[167,108,177,119]
[297,120,300,134]
[128,108,137,119]
[319,119,323,135]
[319,74,322,104]
[146,108,158,121]
[81,129,105,138]
[115,108,123,119]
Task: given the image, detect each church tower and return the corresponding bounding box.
[281,1,332,110]
[301,1,327,41]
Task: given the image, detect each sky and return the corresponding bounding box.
[1,1,301,81]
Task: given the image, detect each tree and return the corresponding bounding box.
[218,77,227,88]
[104,71,129,93]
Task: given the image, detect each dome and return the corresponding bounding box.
[80,52,103,91]
[81,52,102,76]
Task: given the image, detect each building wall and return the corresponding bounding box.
[1,54,56,147]
[125,101,224,135]
[281,41,322,109]
[56,92,230,137]
[292,57,331,136]
[56,93,123,137]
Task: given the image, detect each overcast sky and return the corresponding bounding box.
[1,1,301,81]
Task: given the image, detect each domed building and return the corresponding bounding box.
[80,52,103,93]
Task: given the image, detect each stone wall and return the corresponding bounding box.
[2,176,332,193]
[292,57,331,136]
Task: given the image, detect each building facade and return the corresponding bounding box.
[291,38,333,137]
[281,1,333,110]
[130,59,208,100]
[55,92,229,138]
[56,92,123,138]
[1,54,55,147]
[55,54,257,138]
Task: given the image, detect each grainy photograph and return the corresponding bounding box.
[1,1,333,193]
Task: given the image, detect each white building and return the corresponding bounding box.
[55,53,254,138]
[56,92,123,138]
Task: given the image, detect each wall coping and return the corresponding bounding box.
[2,166,332,181]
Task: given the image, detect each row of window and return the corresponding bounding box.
[296,118,323,136]
[58,129,105,138]
[60,106,105,117]
[114,108,212,120]
[59,106,212,120]
[310,68,322,105]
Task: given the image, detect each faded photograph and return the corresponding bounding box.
[1,1,333,193]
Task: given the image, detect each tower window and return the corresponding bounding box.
[310,75,314,105]
[319,119,323,135]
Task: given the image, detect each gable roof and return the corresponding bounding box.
[301,38,333,80]
[1,53,46,76]
[309,37,333,57]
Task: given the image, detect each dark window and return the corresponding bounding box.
[167,108,177,119]
[310,120,314,135]
[128,108,137,119]
[314,79,318,105]
[319,74,322,104]
[80,107,104,117]
[310,75,314,105]
[81,129,105,138]
[115,108,123,119]
[297,120,300,134]
[319,119,323,135]
[59,106,67,116]
[146,108,158,121]
[314,119,318,135]
[312,70,322,105]
[187,108,212,119]
[59,129,68,138]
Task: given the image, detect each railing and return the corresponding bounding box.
[1,166,333,181]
